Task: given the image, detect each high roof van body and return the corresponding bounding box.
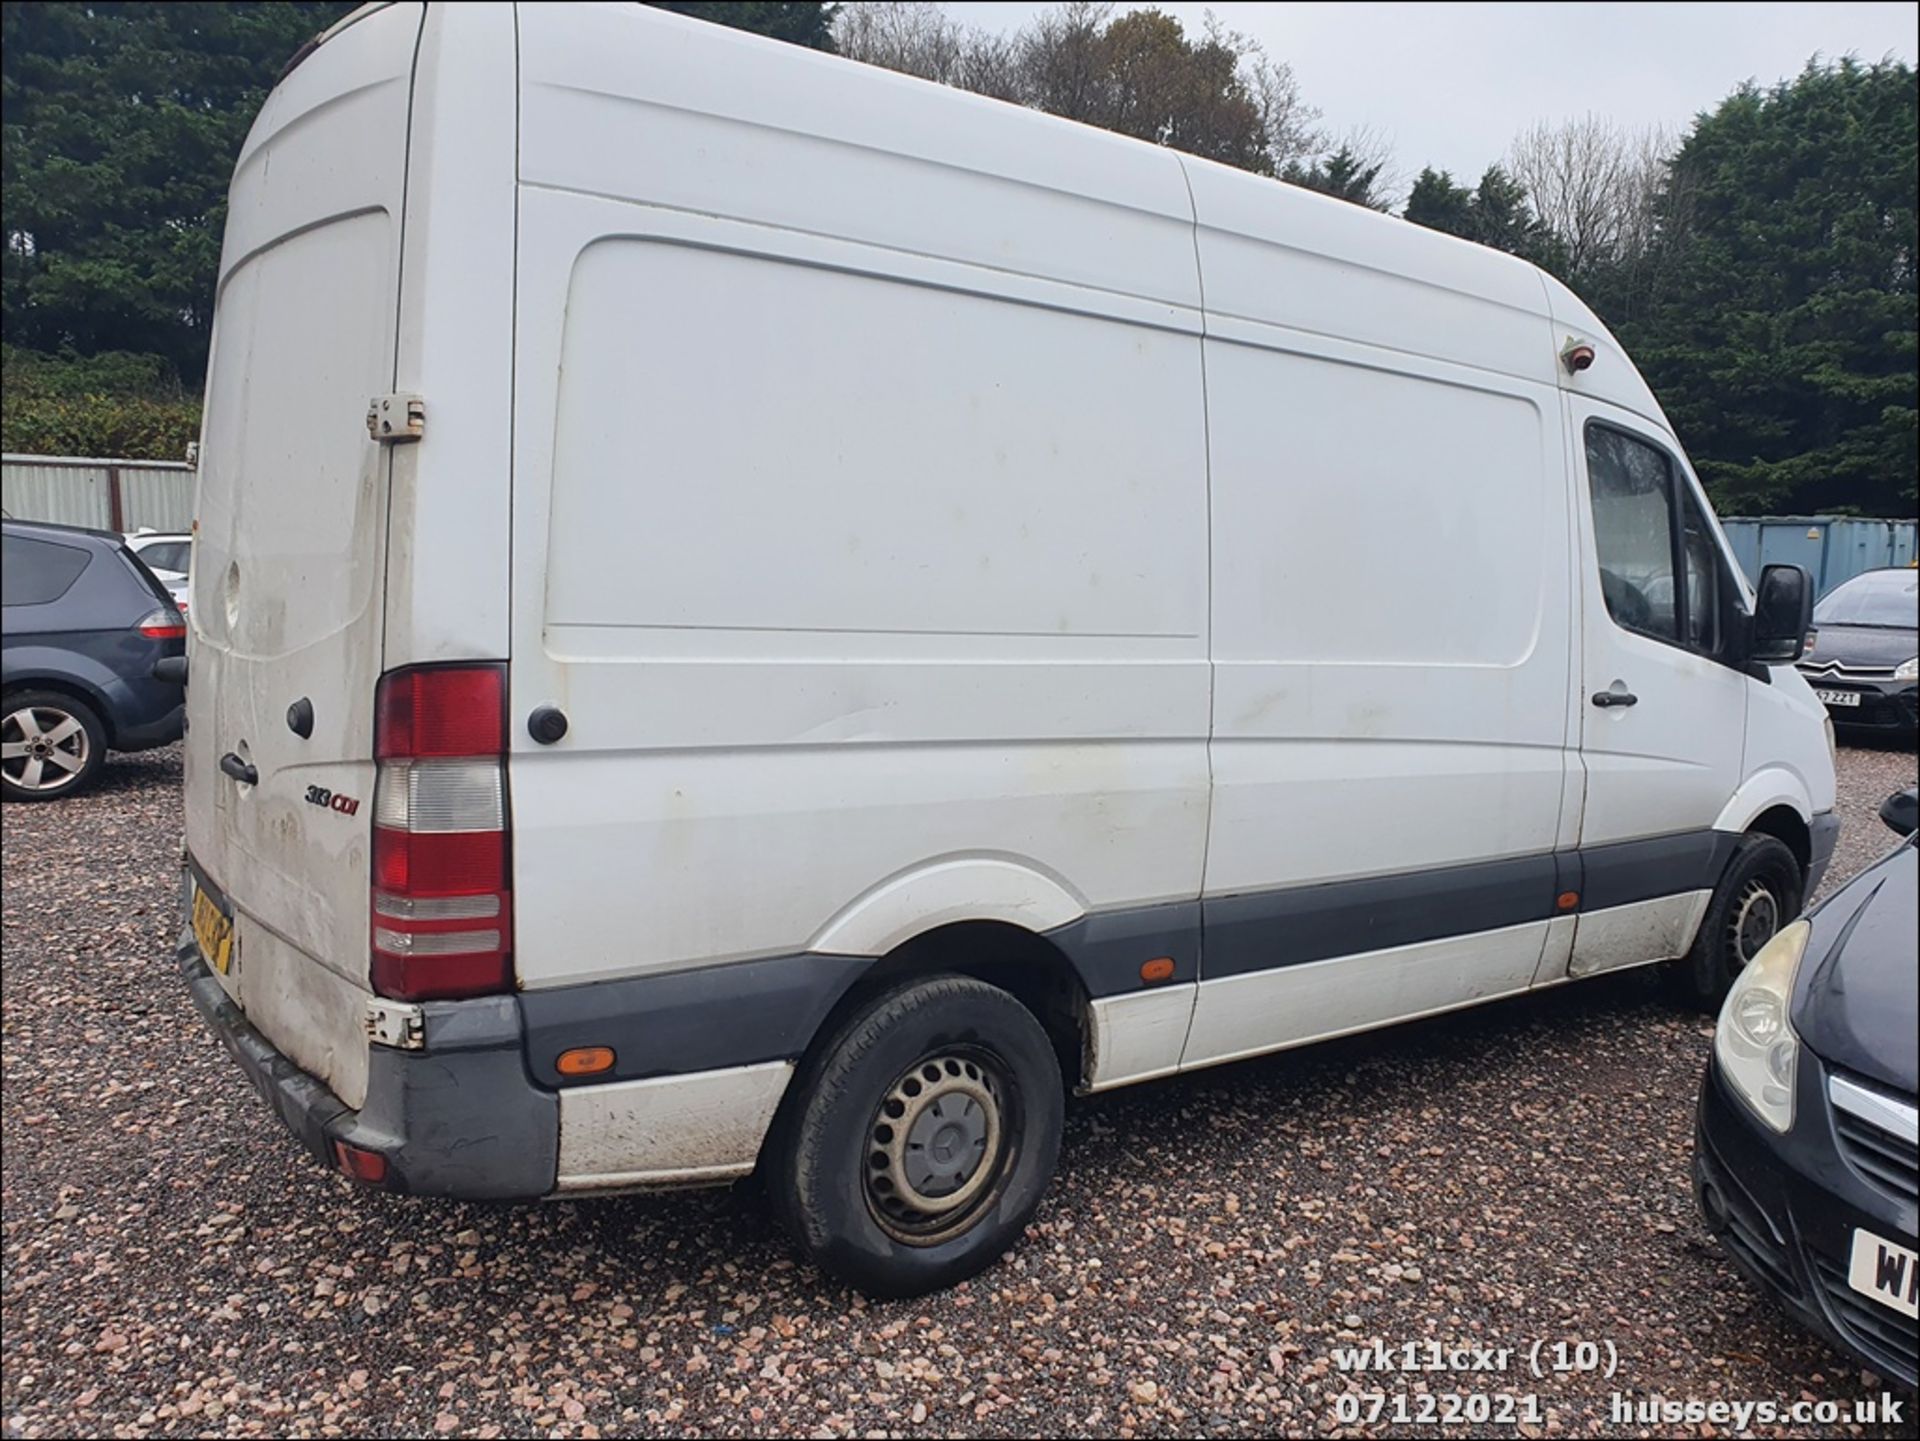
[179,2,1837,1294]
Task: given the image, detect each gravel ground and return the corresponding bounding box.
[3,740,1916,1440]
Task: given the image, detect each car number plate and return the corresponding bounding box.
[191,879,236,976]
[1848,1228,1920,1319]
[1813,689,1862,707]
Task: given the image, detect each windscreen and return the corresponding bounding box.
[1814,570,1919,628]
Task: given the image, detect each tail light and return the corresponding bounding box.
[136,607,187,640]
[370,664,511,1000]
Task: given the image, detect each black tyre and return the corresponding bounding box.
[765,974,1064,1298]
[1670,834,1803,1009]
[1,690,107,803]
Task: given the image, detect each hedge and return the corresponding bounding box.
[0,346,201,460]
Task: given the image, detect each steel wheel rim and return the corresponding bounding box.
[2,705,90,793]
[1728,878,1781,966]
[865,1049,1012,1245]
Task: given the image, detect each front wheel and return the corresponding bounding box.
[1,690,107,802]
[764,974,1064,1298]
[1670,834,1803,1010]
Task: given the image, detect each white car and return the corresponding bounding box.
[124,530,192,612]
[177,2,1839,1299]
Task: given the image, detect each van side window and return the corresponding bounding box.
[1585,427,1679,642]
[1,535,92,607]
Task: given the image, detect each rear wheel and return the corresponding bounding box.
[1,691,107,803]
[765,974,1064,1298]
[1670,834,1803,1009]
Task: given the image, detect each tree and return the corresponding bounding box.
[645,3,837,51]
[1403,167,1474,237]
[1625,59,1917,516]
[1284,143,1389,210]
[1402,163,1554,262]
[1217,15,1321,176]
[832,1,967,82]
[1464,164,1556,264]
[837,2,1319,177]
[0,2,836,393]
[2,2,356,382]
[1013,1,1111,124]
[1095,8,1267,170]
[1508,115,1669,282]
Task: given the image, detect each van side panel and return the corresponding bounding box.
[1181,162,1576,1071]
[508,4,1211,1049]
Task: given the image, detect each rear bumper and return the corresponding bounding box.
[178,932,558,1200]
[117,700,184,751]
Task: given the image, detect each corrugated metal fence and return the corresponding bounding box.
[2,453,195,533]
[1720,516,1918,598]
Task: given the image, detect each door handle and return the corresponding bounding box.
[219,752,258,785]
[1591,690,1638,709]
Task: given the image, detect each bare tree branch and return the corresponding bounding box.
[1509,114,1672,278]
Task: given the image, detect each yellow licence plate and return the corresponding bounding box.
[191,882,235,975]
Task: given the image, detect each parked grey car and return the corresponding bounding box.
[1797,568,1919,734]
[2,520,187,801]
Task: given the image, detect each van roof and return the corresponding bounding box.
[550,3,1671,428]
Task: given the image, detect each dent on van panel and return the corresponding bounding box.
[1565,891,1712,979]
[1086,985,1197,1091]
[554,1061,794,1190]
[201,213,396,661]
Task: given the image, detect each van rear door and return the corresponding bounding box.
[183,3,424,1111]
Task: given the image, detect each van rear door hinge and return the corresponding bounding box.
[366,393,425,443]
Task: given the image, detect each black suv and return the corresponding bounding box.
[2,520,187,801]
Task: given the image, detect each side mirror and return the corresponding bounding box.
[1750,564,1814,663]
[1881,787,1918,838]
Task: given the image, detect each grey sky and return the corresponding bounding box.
[951,2,1918,194]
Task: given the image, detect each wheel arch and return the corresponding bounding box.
[2,673,118,746]
[805,854,1089,958]
[800,918,1095,1099]
[1743,805,1812,878]
[1714,770,1814,877]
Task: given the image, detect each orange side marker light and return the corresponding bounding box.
[557,1045,616,1077]
[1556,891,1580,912]
[1140,957,1176,984]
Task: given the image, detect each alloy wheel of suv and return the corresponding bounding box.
[1,694,105,802]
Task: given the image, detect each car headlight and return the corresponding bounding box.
[1895,656,1918,681]
[1714,919,1810,1133]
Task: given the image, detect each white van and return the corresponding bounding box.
[180,2,1838,1296]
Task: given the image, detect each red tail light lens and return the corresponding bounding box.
[136,607,187,639]
[370,665,511,1001]
[375,666,506,759]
